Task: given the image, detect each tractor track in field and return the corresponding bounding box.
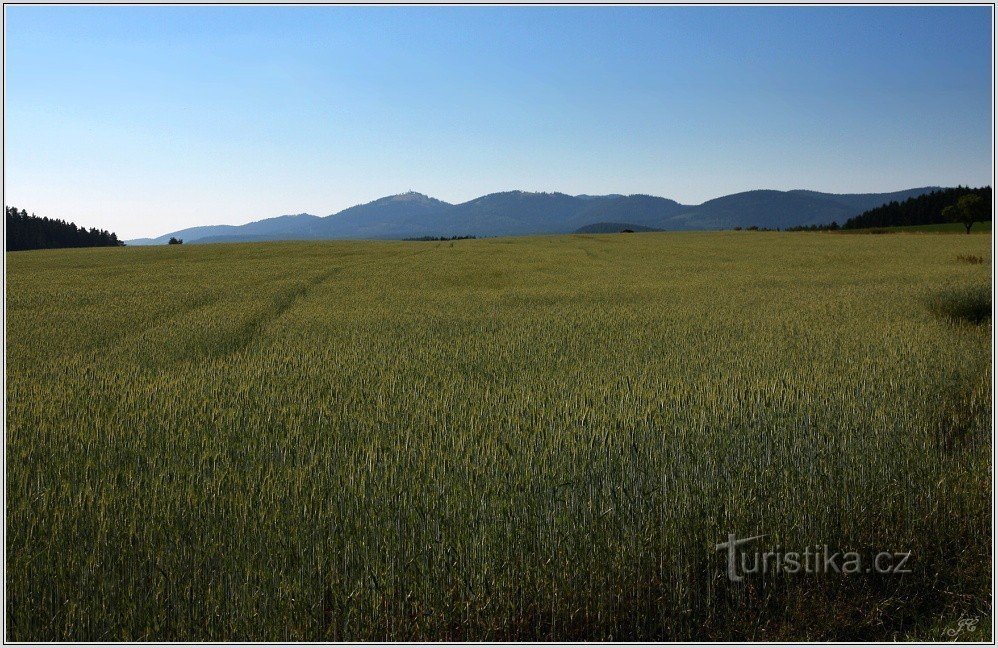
[23,244,434,375]
[208,244,435,361]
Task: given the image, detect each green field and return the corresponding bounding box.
[6,231,992,641]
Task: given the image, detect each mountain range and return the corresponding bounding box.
[127,187,942,245]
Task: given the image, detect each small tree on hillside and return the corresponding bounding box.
[943,194,988,234]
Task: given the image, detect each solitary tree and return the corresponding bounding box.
[168,237,183,245]
[943,194,988,234]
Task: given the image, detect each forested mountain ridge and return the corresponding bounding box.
[127,186,949,244]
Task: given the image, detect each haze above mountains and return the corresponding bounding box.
[128,187,941,245]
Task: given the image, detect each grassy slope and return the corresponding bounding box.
[6,231,992,641]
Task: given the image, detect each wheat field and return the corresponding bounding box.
[5,231,992,641]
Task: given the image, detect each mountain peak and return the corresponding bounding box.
[387,191,436,203]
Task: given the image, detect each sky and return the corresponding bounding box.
[3,6,993,239]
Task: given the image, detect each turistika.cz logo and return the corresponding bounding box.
[715,534,913,582]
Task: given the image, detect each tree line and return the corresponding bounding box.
[780,186,992,233]
[403,235,477,241]
[6,206,125,251]
[841,186,992,230]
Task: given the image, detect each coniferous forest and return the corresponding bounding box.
[842,186,992,229]
[5,206,124,251]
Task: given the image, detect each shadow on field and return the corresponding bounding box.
[927,283,991,325]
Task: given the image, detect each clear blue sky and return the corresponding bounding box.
[4,6,993,239]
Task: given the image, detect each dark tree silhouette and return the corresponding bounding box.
[402,235,475,241]
[841,187,992,230]
[943,194,988,234]
[168,237,183,245]
[5,206,124,251]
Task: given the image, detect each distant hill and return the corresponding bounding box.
[660,187,942,231]
[436,191,594,237]
[6,206,124,251]
[128,213,323,245]
[427,192,689,237]
[575,222,661,234]
[660,190,848,230]
[127,186,946,244]
[787,188,946,213]
[842,186,992,230]
[144,193,459,245]
[313,192,455,239]
[575,195,687,230]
